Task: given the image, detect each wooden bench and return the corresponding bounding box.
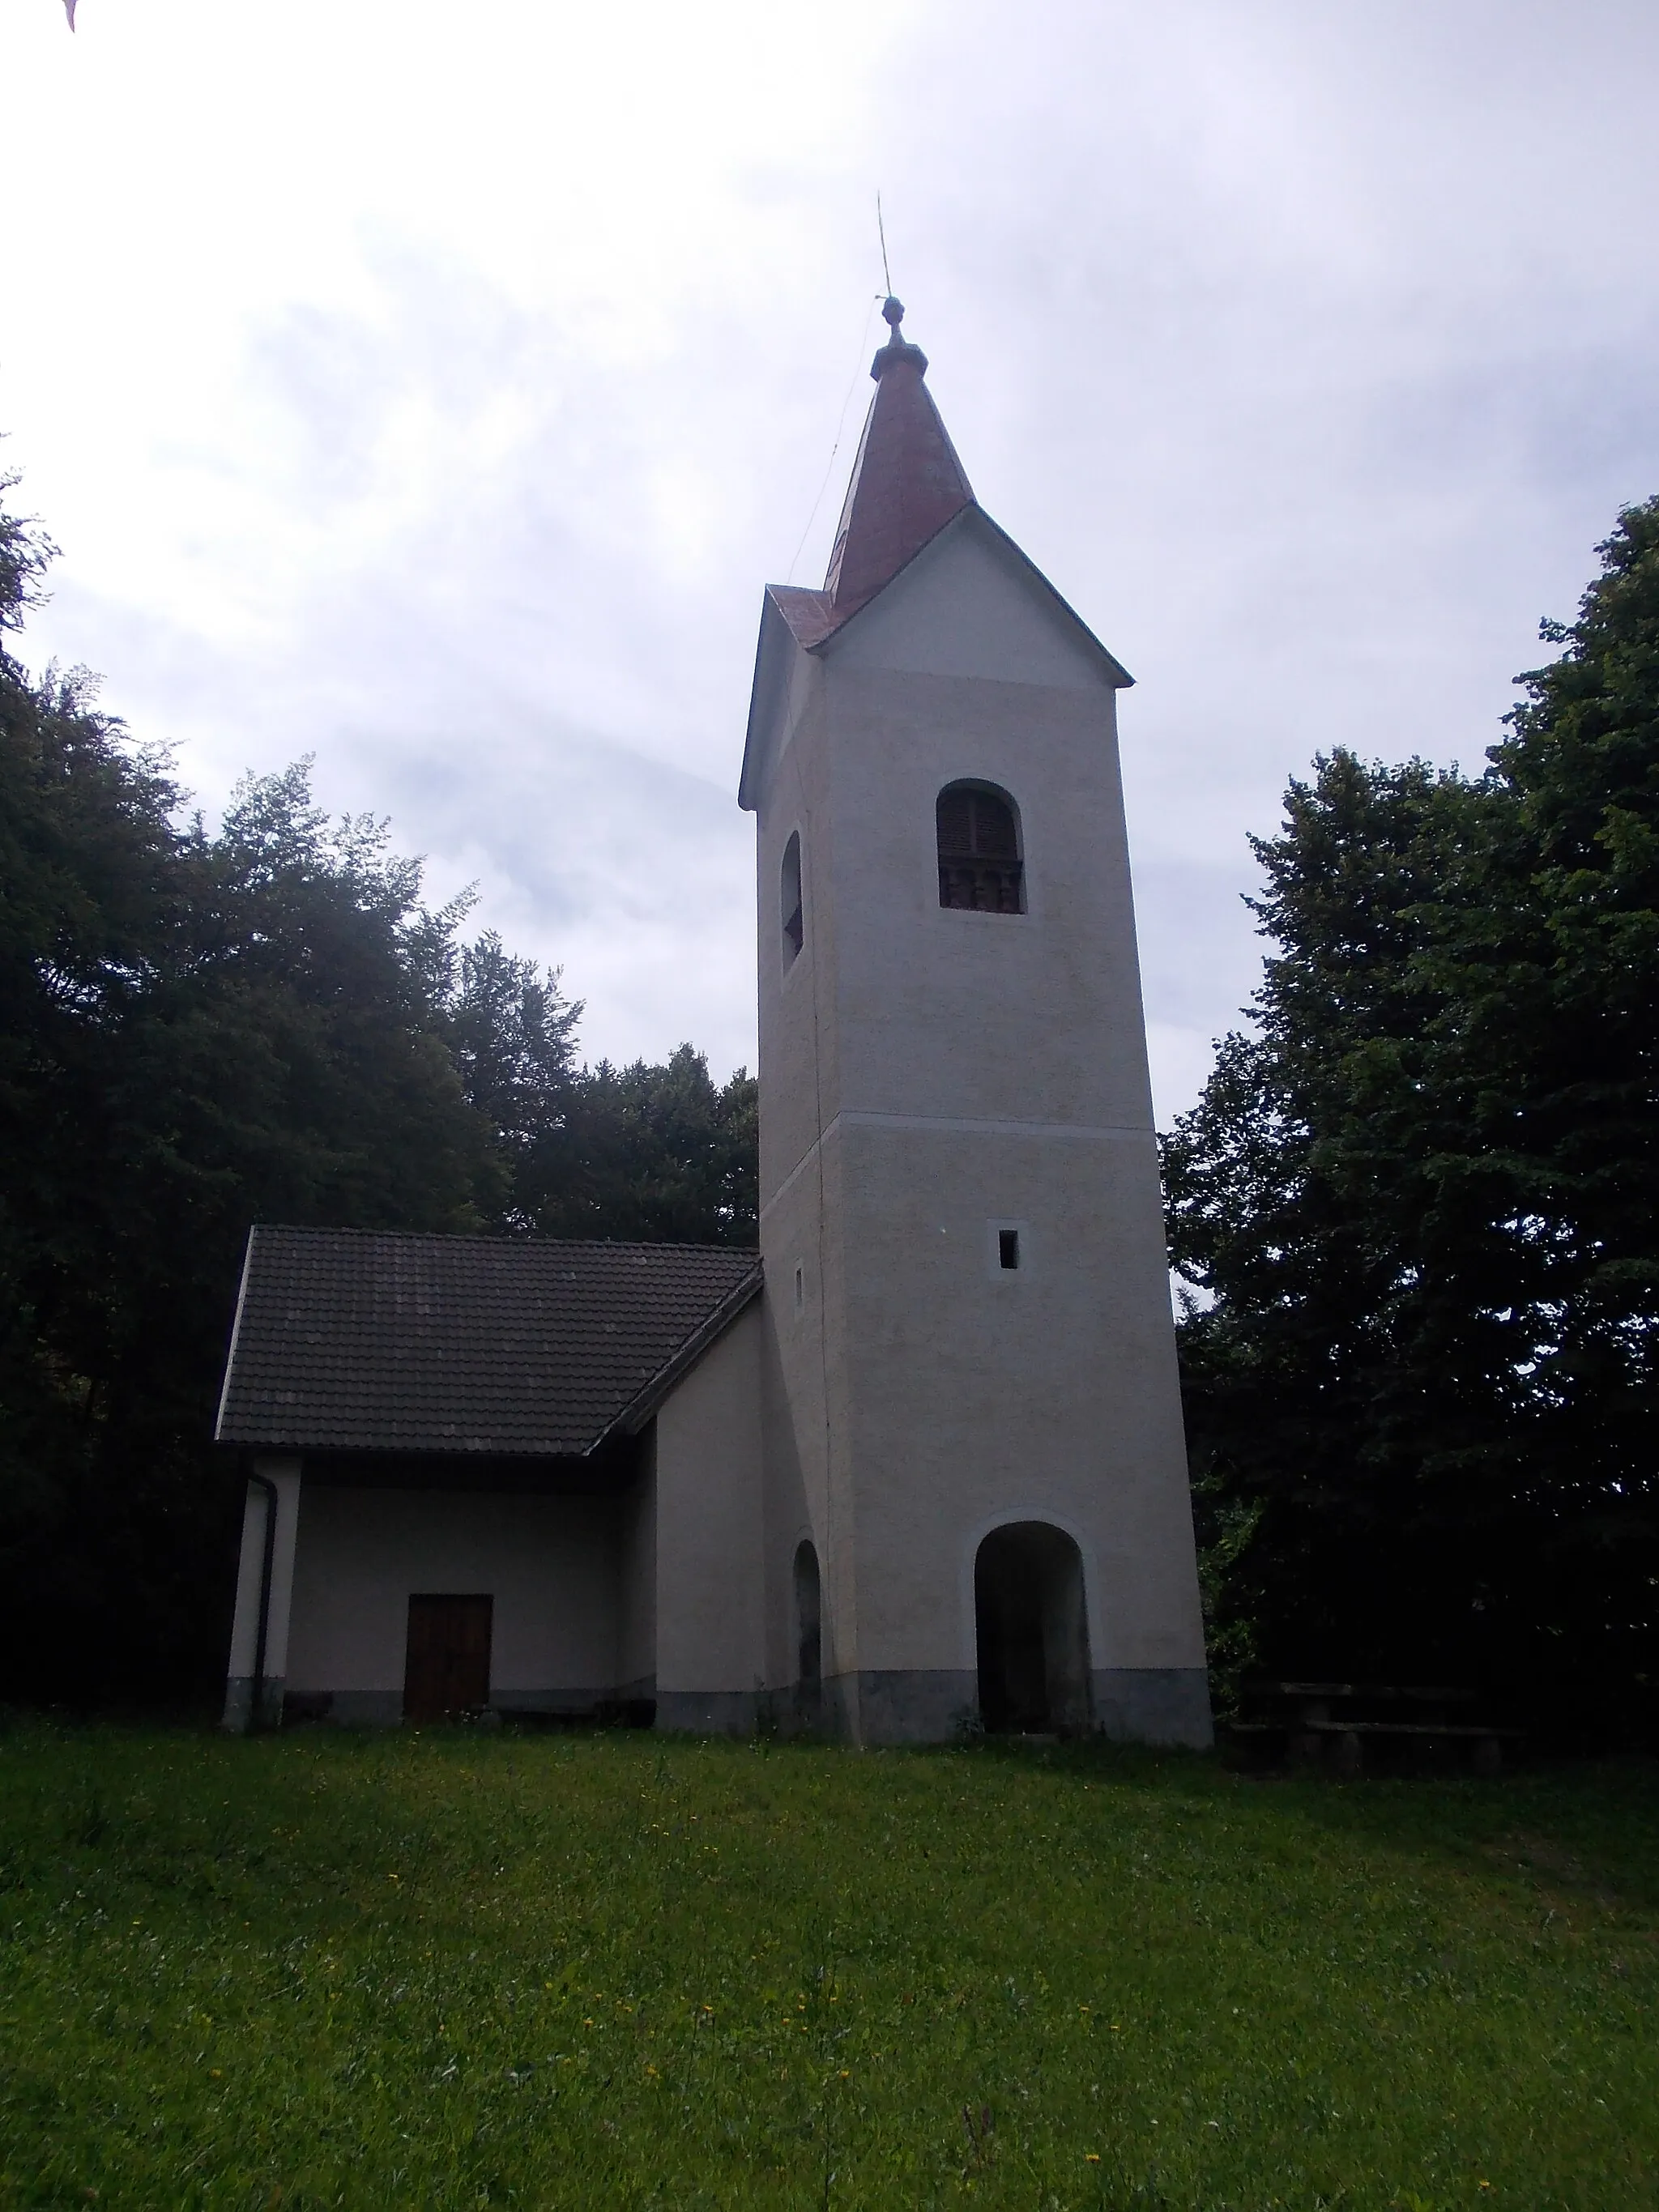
[1227,1682,1522,1775]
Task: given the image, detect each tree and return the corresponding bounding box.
[518,1046,758,1247]
[1166,500,1659,1737]
[440,936,758,1247]
[0,484,190,1692]
[445,928,582,1224]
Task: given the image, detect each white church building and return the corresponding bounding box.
[218,300,1212,1748]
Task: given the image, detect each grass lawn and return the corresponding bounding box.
[0,1725,1653,2210]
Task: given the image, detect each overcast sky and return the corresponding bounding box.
[6,1,1658,1119]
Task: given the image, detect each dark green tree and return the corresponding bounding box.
[1166,500,1659,1736]
[439,937,757,1247]
[1,481,188,1683]
[445,929,582,1221]
[0,748,501,1700]
[519,1046,758,1247]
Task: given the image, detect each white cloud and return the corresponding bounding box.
[5,0,1658,1102]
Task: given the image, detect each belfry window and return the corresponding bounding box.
[781,830,804,966]
[937,783,1024,914]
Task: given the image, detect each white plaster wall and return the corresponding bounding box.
[759,1140,855,1684]
[829,518,1108,692]
[834,1119,1205,1675]
[757,1295,813,1690]
[284,1487,623,1699]
[756,655,836,1210]
[653,1302,766,1698]
[756,1171,827,1698]
[821,547,1150,1134]
[616,1445,657,1690]
[824,663,1149,1127]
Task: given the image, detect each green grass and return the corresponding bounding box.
[0,1725,1654,2210]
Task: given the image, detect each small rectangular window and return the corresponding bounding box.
[794,1263,804,1313]
[998,1228,1021,1271]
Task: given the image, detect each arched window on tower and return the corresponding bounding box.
[781,830,804,966]
[937,782,1024,914]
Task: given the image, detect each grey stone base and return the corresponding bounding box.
[783,1682,825,1736]
[830,1670,979,1745]
[491,1687,632,1717]
[654,1690,761,1737]
[821,1667,1213,1748]
[235,1686,659,1728]
[221,1676,285,1733]
[323,1690,404,1725]
[225,1669,1213,1749]
[1092,1668,1213,1749]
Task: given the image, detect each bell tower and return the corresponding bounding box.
[740,301,1210,1746]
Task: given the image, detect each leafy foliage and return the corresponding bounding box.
[440,930,758,1244]
[0,475,756,1706]
[514,1047,759,1247]
[1166,500,1659,1733]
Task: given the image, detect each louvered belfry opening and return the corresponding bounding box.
[937,783,1024,914]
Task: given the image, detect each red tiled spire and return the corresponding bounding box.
[821,297,974,617]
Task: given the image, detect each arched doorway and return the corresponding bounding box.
[975,1523,1091,1733]
[793,1540,822,1728]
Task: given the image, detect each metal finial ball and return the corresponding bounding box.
[882,296,905,329]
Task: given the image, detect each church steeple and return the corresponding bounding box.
[821,297,974,618]
[740,286,1212,1751]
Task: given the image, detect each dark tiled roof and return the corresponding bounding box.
[215,1226,762,1458]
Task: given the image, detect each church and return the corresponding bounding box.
[217,300,1212,1749]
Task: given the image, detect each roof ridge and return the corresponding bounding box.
[253,1223,760,1260]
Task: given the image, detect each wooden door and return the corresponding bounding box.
[403,1594,493,1722]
